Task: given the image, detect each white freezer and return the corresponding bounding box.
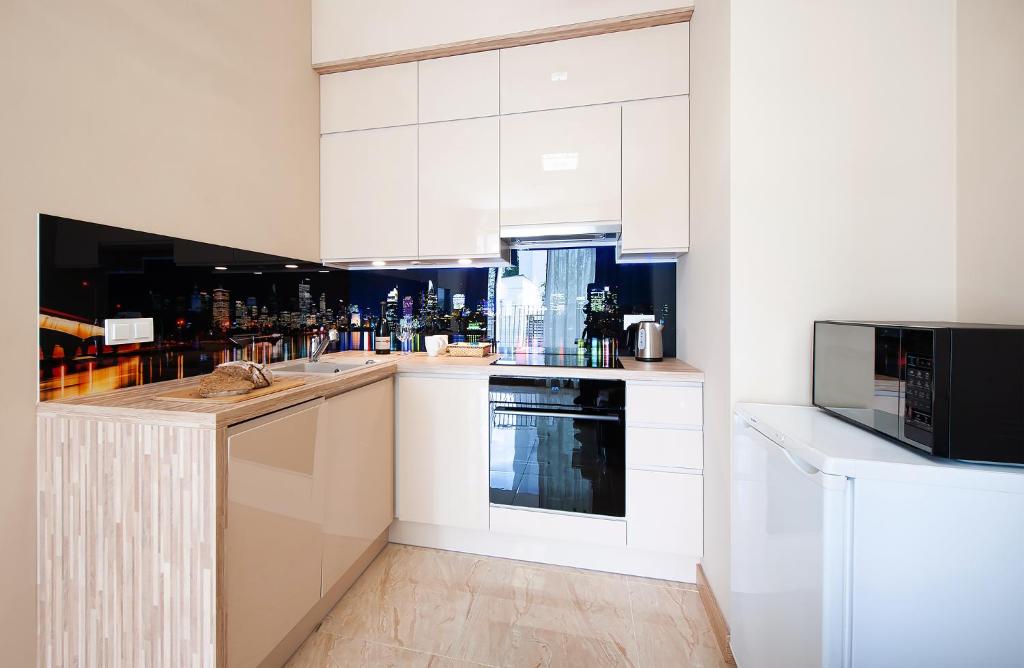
[731,403,1024,668]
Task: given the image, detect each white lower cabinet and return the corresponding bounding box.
[396,375,489,530]
[627,468,703,556]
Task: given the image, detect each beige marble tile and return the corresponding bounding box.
[293,544,726,668]
[628,582,728,668]
[285,630,483,667]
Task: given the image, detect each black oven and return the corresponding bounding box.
[813,321,1024,465]
[488,376,626,517]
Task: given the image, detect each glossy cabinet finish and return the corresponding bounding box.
[627,469,703,556]
[321,62,417,133]
[490,506,627,547]
[500,105,621,227]
[627,426,703,471]
[499,23,689,114]
[320,378,395,592]
[418,117,500,258]
[321,125,418,261]
[622,96,690,254]
[225,400,325,668]
[419,51,499,123]
[627,382,703,428]
[396,375,489,530]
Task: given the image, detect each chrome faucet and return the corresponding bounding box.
[309,328,339,363]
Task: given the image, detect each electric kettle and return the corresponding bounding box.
[625,321,665,362]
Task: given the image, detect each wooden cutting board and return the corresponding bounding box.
[153,377,307,403]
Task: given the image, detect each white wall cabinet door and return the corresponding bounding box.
[627,468,703,556]
[319,378,394,594]
[621,96,690,254]
[396,375,489,530]
[321,125,418,261]
[321,62,417,133]
[419,51,499,123]
[419,117,500,259]
[500,105,621,227]
[499,23,689,114]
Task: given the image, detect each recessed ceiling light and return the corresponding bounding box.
[253,271,263,275]
[372,260,386,267]
[214,266,228,271]
[410,261,420,265]
[318,270,329,273]
[458,258,472,265]
[284,264,298,269]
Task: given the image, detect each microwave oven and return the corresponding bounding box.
[813,321,1024,465]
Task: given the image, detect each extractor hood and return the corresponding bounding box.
[499,222,620,250]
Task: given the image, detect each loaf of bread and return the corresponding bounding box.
[197,361,274,398]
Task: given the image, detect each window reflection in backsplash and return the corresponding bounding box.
[38,216,674,400]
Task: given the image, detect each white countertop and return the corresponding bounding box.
[736,403,1024,493]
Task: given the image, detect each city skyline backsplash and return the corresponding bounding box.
[39,216,674,400]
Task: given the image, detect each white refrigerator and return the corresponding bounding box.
[731,403,1024,668]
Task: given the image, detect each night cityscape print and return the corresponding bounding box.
[39,216,674,400]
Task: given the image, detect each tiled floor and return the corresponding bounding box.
[286,544,727,668]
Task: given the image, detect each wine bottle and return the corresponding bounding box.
[375,302,391,355]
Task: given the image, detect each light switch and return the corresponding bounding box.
[105,317,154,345]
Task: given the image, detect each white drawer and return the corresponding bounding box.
[627,383,703,428]
[628,427,703,471]
[627,469,702,556]
[489,506,625,547]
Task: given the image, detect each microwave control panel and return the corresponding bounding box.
[904,354,934,432]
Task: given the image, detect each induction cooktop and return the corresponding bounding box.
[490,352,624,369]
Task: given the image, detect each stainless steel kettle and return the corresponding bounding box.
[626,321,665,362]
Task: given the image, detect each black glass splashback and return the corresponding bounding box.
[39,216,675,400]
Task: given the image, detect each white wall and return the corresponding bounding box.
[0,2,318,662]
[682,0,961,624]
[312,0,689,64]
[956,0,1024,324]
[730,0,958,407]
[678,0,731,615]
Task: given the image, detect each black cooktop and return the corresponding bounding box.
[491,352,624,369]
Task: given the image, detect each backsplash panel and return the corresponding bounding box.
[39,216,674,400]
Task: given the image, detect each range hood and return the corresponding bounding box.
[499,222,620,250]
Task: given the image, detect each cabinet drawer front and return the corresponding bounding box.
[321,62,417,133]
[500,23,689,114]
[490,506,626,547]
[419,51,499,123]
[500,105,621,227]
[627,383,703,427]
[628,427,702,471]
[627,469,702,556]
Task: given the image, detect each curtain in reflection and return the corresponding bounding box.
[542,248,595,353]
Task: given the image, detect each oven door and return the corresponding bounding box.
[489,403,625,517]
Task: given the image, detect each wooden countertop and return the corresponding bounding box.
[38,352,703,427]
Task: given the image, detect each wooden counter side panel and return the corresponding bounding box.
[38,414,218,667]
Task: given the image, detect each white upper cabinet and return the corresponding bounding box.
[500,105,620,227]
[419,117,500,258]
[499,23,689,114]
[320,126,418,261]
[419,51,499,123]
[621,96,690,254]
[321,62,417,133]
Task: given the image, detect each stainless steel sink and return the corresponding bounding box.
[274,361,373,374]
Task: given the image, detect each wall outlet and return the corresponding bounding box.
[104,317,154,345]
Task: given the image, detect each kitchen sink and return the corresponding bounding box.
[274,361,374,374]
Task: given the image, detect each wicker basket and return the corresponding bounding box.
[446,342,492,357]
